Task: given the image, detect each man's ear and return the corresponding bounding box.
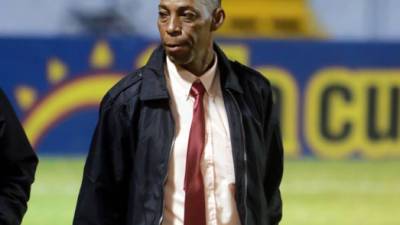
[211,8,225,32]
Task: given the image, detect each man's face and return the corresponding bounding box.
[158,0,214,66]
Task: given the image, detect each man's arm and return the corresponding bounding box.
[73,94,132,225]
[0,89,38,225]
[263,85,284,225]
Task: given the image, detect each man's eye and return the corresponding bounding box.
[183,13,196,20]
[158,12,168,18]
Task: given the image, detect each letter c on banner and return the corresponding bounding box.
[305,68,360,159]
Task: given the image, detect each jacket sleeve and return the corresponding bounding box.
[0,89,38,225]
[263,86,284,225]
[73,94,133,225]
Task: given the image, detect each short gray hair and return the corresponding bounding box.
[213,0,221,8]
[203,0,221,13]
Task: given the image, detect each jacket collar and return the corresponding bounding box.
[139,43,243,101]
[214,43,244,94]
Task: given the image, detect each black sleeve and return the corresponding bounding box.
[0,88,38,225]
[262,85,284,225]
[73,94,133,225]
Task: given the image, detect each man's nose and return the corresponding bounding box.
[167,16,181,36]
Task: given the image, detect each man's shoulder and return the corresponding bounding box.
[0,88,17,122]
[230,60,272,90]
[0,88,11,108]
[101,68,144,109]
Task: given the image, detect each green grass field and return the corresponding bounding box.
[22,158,400,225]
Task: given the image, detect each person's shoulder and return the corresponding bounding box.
[0,88,16,118]
[0,88,11,106]
[230,60,272,90]
[0,88,8,120]
[100,68,144,110]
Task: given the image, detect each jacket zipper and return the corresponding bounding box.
[158,108,176,225]
[227,90,248,225]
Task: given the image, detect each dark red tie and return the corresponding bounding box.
[184,81,206,225]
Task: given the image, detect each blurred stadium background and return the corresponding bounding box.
[0,0,399,224]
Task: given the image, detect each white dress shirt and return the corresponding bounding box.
[161,54,241,225]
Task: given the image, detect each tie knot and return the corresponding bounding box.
[190,81,205,97]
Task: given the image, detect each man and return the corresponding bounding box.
[0,88,38,225]
[73,0,283,224]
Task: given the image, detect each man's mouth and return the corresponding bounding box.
[165,43,187,51]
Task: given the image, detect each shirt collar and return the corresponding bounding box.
[166,53,218,100]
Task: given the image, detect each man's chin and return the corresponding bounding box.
[166,52,192,66]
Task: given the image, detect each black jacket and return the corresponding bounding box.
[0,88,38,225]
[73,44,283,225]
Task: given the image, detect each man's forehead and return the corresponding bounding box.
[159,0,204,9]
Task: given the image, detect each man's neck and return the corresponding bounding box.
[182,48,215,77]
